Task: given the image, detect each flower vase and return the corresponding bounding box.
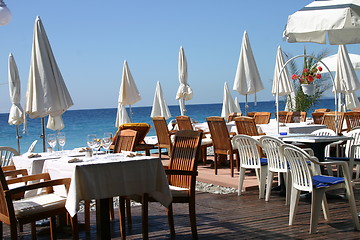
[301,84,315,95]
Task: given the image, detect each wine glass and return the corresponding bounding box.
[87,134,97,156]
[47,133,57,152]
[57,132,66,152]
[101,132,113,154]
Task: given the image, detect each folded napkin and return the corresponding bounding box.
[121,151,142,157]
[27,153,42,158]
[68,157,83,163]
[77,147,91,153]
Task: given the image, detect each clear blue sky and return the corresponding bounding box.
[0,0,359,113]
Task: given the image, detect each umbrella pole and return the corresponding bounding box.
[41,117,46,152]
[129,105,133,122]
[15,125,21,154]
[245,95,249,116]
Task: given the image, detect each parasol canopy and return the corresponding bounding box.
[176,46,193,116]
[151,81,171,120]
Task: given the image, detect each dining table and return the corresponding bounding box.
[42,152,172,239]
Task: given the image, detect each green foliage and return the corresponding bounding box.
[284,48,331,113]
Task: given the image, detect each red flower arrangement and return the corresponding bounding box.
[292,66,322,84]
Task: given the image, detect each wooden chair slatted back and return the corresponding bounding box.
[322,112,345,133]
[168,130,202,189]
[228,112,242,122]
[286,112,301,123]
[176,116,194,130]
[206,117,232,152]
[254,112,271,124]
[275,111,289,123]
[344,111,360,132]
[117,123,151,145]
[113,129,138,153]
[0,167,11,221]
[312,112,325,124]
[152,116,172,147]
[234,116,259,136]
[300,112,307,122]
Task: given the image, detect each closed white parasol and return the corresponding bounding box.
[221,82,241,118]
[8,53,24,153]
[176,46,193,116]
[116,60,141,127]
[25,16,73,151]
[151,81,171,120]
[233,31,264,115]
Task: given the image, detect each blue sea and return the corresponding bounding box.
[0,98,337,154]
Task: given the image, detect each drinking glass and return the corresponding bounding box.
[101,132,113,154]
[57,132,66,152]
[47,133,57,152]
[87,134,97,155]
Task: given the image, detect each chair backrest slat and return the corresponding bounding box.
[344,111,360,132]
[0,147,19,167]
[176,116,194,130]
[152,116,172,146]
[253,112,271,124]
[234,116,259,136]
[113,129,138,153]
[206,117,232,152]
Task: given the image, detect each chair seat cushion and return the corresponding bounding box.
[260,158,268,166]
[312,175,345,188]
[13,193,66,218]
[169,185,189,197]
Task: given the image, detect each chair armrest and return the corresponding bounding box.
[6,173,51,185]
[5,178,71,196]
[165,169,198,177]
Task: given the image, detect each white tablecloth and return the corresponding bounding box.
[42,154,172,217]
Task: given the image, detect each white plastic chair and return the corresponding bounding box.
[280,143,360,234]
[259,136,291,205]
[0,147,19,167]
[325,128,360,179]
[232,135,267,199]
[27,140,38,153]
[311,128,336,158]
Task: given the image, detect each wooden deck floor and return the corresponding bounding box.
[3,155,360,239]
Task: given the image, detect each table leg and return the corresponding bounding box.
[96,198,111,240]
[119,197,126,240]
[142,193,149,240]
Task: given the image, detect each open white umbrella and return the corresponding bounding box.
[116,60,141,127]
[25,16,73,151]
[8,53,24,153]
[284,0,360,45]
[319,53,360,71]
[176,46,193,116]
[233,31,264,115]
[221,82,241,118]
[151,81,171,120]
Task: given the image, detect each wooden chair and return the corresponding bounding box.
[253,112,271,124]
[322,112,345,134]
[113,129,138,153]
[206,117,239,177]
[113,129,138,228]
[227,112,242,122]
[280,144,360,234]
[311,112,325,124]
[246,112,256,117]
[232,135,267,199]
[275,111,289,123]
[0,147,19,167]
[175,116,213,164]
[123,130,202,239]
[116,123,156,155]
[152,116,177,158]
[352,108,360,112]
[234,116,264,136]
[344,111,360,132]
[286,111,302,123]
[0,167,79,239]
[300,112,307,122]
[314,108,331,112]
